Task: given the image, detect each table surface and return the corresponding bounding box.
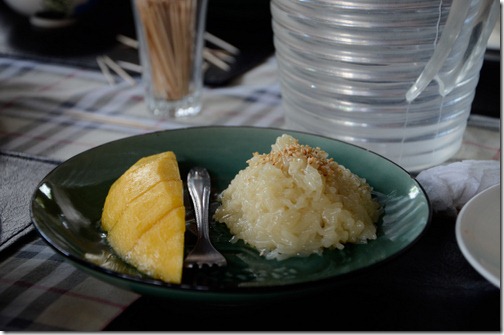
[0,25,501,331]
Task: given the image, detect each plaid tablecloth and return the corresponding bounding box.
[0,55,500,331]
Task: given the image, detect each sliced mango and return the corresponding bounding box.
[107,180,183,254]
[128,206,186,283]
[101,151,185,284]
[102,151,181,232]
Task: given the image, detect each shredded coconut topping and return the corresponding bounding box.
[214,134,381,261]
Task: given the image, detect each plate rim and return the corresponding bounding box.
[455,183,501,288]
[30,125,432,298]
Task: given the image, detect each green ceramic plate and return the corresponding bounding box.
[31,126,431,302]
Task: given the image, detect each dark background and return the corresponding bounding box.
[0,0,275,86]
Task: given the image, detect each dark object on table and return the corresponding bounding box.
[204,0,274,86]
[0,0,274,86]
[0,151,60,252]
[471,50,501,119]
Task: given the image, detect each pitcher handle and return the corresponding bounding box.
[405,0,498,102]
[435,0,499,96]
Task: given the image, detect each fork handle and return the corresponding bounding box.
[187,167,211,241]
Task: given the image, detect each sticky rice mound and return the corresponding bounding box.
[213,134,382,261]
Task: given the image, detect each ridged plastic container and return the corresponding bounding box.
[271,0,498,171]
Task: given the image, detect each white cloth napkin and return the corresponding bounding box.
[416,160,500,216]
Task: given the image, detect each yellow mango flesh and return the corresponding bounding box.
[129,207,185,283]
[102,151,181,232]
[107,179,183,253]
[101,151,185,284]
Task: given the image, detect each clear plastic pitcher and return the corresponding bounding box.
[271,0,499,171]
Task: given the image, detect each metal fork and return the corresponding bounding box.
[183,167,227,268]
